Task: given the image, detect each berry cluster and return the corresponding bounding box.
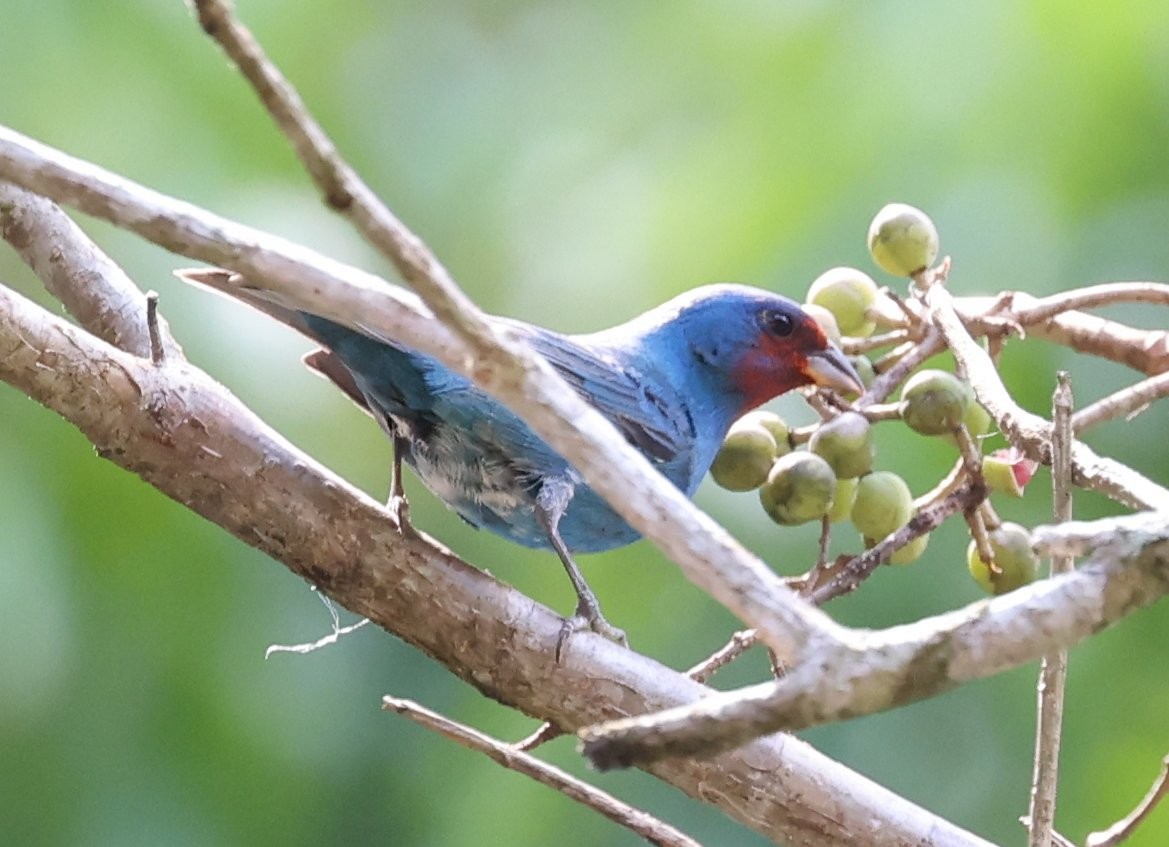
[710,204,1040,594]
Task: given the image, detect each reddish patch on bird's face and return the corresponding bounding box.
[731,319,827,413]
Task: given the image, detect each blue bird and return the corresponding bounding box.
[179,271,862,650]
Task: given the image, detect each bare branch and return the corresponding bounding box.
[1032,511,1169,559]
[686,629,759,684]
[958,294,1169,377]
[513,722,565,753]
[580,517,1169,768]
[381,697,702,847]
[1009,282,1169,326]
[808,480,986,604]
[1027,373,1074,847]
[0,181,179,358]
[1085,754,1169,847]
[1073,371,1169,433]
[859,327,945,404]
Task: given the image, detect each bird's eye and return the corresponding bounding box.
[762,310,794,337]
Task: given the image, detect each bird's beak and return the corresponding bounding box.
[804,345,865,396]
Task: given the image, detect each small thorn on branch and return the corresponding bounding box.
[512,721,564,752]
[687,628,759,684]
[145,290,164,365]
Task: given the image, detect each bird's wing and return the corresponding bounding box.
[302,318,691,467]
[511,324,690,464]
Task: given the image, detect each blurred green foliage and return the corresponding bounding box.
[2,1,1168,845]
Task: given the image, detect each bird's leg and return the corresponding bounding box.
[388,435,417,539]
[535,482,627,660]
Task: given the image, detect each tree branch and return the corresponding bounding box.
[1027,373,1074,847]
[1085,754,1169,847]
[0,180,180,358]
[0,277,995,847]
[926,281,1169,511]
[381,696,702,847]
[579,512,1169,768]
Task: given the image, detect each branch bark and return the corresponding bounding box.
[0,180,180,358]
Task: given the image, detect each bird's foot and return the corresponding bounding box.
[388,492,419,540]
[555,601,628,662]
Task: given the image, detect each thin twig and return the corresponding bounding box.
[1027,373,1074,847]
[861,329,945,405]
[914,459,968,511]
[1010,282,1169,326]
[965,498,997,573]
[1085,754,1169,847]
[841,328,912,354]
[381,696,702,847]
[1073,371,1169,433]
[264,587,371,658]
[957,294,1169,376]
[513,721,565,752]
[687,629,759,684]
[809,481,986,604]
[191,0,511,357]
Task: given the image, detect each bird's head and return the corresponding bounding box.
[642,284,864,418]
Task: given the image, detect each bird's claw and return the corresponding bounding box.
[555,603,628,662]
[388,493,419,540]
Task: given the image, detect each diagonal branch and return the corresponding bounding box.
[381,696,702,847]
[0,180,180,358]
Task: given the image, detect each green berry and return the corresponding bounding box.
[963,400,993,438]
[900,369,972,436]
[890,533,929,565]
[944,399,995,446]
[827,477,858,523]
[851,471,913,539]
[759,452,837,525]
[809,412,874,479]
[710,425,777,491]
[967,523,1038,594]
[867,203,940,277]
[849,355,876,391]
[738,411,792,458]
[806,267,879,337]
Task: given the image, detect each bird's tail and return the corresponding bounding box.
[174,268,310,333]
[175,267,381,418]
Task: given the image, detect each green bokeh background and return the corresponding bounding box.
[3,2,1168,845]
